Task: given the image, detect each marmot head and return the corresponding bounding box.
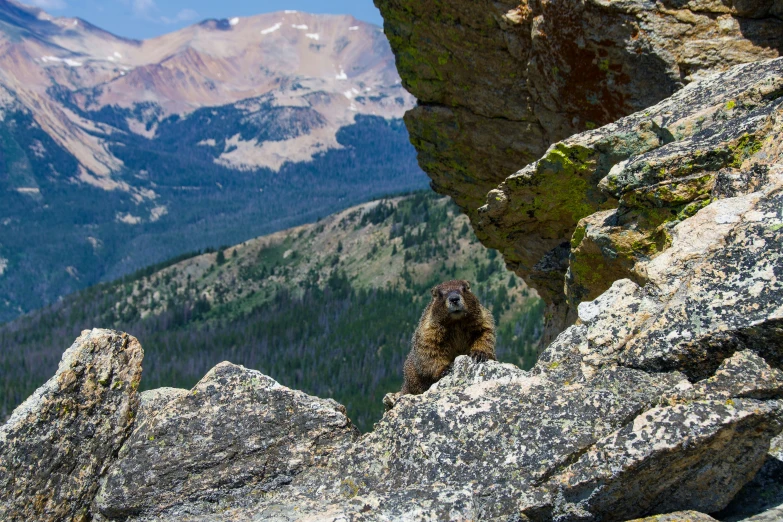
[430,280,478,321]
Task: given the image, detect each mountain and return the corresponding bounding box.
[0,191,544,431]
[0,0,425,322]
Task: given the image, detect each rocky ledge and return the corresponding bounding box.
[374,0,783,342]
[0,322,781,521]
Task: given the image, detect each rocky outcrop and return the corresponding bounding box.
[0,329,143,522]
[95,362,358,520]
[3,20,783,521]
[375,0,783,342]
[1,298,781,521]
[106,352,780,521]
[477,58,782,316]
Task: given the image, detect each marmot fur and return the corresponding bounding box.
[400,280,496,395]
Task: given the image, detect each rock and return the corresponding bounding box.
[145,354,781,522]
[526,400,782,520]
[376,0,782,342]
[95,362,358,520]
[0,329,143,522]
[714,432,783,521]
[135,387,188,428]
[626,512,719,522]
[479,58,783,340]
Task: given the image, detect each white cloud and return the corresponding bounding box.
[20,0,67,9]
[161,8,199,24]
[129,0,155,17]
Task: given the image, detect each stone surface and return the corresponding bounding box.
[477,58,783,341]
[135,387,188,428]
[528,400,782,520]
[0,329,143,522]
[376,0,783,343]
[95,362,359,520]
[118,355,780,521]
[627,512,719,522]
[716,433,783,522]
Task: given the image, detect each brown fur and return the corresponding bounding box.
[400,280,496,395]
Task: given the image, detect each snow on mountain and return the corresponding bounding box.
[0,0,414,189]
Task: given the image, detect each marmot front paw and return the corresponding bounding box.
[470,351,490,363]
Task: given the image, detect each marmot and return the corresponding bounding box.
[400,280,496,395]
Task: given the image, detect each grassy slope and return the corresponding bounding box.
[0,192,544,431]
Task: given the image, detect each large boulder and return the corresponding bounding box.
[154,353,780,521]
[95,362,359,520]
[375,0,783,342]
[0,329,143,522]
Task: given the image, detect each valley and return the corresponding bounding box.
[0,1,425,321]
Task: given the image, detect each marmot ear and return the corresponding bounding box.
[431,286,440,298]
[462,280,471,292]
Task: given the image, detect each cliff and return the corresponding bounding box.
[374,0,783,341]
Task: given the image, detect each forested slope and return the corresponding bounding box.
[0,192,543,430]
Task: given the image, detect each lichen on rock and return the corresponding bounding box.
[95,361,358,520]
[0,329,143,522]
[376,0,783,343]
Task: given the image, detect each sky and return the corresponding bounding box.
[19,0,385,40]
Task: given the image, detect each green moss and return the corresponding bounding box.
[729,133,763,167]
[341,478,360,498]
[677,199,711,221]
[571,225,586,249]
[530,143,602,224]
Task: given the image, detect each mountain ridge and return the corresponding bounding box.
[0,1,426,322]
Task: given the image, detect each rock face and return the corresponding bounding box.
[0,329,143,522]
[375,0,783,342]
[95,362,358,520]
[122,354,781,521]
[3,14,783,520]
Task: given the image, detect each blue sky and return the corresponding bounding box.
[20,0,384,40]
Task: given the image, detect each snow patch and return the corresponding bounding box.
[305,33,320,40]
[292,24,308,30]
[229,17,240,26]
[41,56,83,67]
[261,22,282,35]
[284,10,298,14]
[349,26,359,31]
[15,188,41,195]
[86,237,102,251]
[0,257,7,277]
[150,206,168,222]
[116,213,142,225]
[114,52,122,58]
[73,20,78,26]
[344,90,354,99]
[335,68,348,80]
